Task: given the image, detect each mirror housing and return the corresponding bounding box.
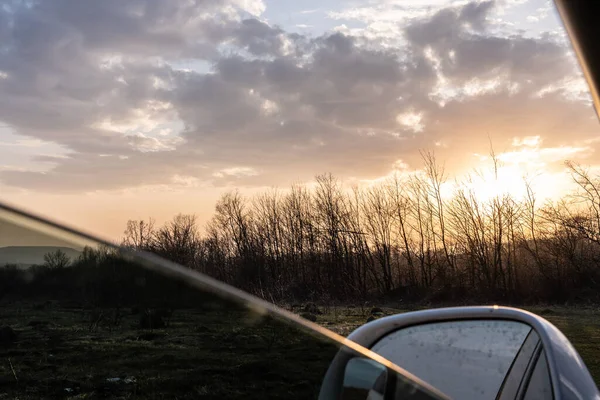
[340,306,598,400]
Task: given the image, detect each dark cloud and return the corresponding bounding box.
[232,19,288,56]
[0,0,596,192]
[459,1,494,31]
[20,0,230,57]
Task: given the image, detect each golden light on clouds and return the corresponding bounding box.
[0,0,598,239]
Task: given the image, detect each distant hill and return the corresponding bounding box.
[0,246,82,267]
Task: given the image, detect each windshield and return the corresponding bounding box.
[0,204,446,399]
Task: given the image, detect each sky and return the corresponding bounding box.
[0,0,598,241]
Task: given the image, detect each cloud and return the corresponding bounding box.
[300,9,320,15]
[0,0,596,194]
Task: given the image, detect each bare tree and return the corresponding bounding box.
[253,190,285,295]
[152,214,199,267]
[422,151,455,275]
[44,249,70,269]
[280,184,314,289]
[210,191,260,289]
[387,173,417,287]
[122,218,155,250]
[362,183,394,292]
[563,161,600,244]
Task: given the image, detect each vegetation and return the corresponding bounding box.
[0,243,599,395]
[118,155,600,305]
[43,249,71,269]
[0,301,341,399]
[0,252,344,399]
[1,299,599,398]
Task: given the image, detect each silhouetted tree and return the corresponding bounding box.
[44,249,70,269]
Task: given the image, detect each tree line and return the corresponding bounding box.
[3,153,599,306]
[0,245,212,314]
[118,154,600,305]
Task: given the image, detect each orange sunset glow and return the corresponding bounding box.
[0,0,597,240]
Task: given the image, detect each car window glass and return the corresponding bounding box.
[498,330,540,400]
[523,350,553,400]
[371,320,531,399]
[0,205,439,399]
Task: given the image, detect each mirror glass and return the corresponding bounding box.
[371,320,534,399]
[0,205,444,399]
[341,357,388,400]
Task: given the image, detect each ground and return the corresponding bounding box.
[0,302,599,398]
[0,301,340,399]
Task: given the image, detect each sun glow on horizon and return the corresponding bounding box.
[361,143,580,207]
[449,159,580,207]
[453,164,565,205]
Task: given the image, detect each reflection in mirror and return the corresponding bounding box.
[0,207,417,399]
[341,357,387,400]
[371,320,533,399]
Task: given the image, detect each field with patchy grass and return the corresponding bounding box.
[1,301,599,398]
[0,301,344,399]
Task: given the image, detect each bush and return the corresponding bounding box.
[303,303,322,315]
[139,309,165,329]
[300,312,317,322]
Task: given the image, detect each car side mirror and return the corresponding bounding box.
[338,357,448,400]
[341,357,388,400]
[320,346,450,400]
[322,306,599,400]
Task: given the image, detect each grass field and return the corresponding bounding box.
[0,301,599,398]
[0,300,343,399]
